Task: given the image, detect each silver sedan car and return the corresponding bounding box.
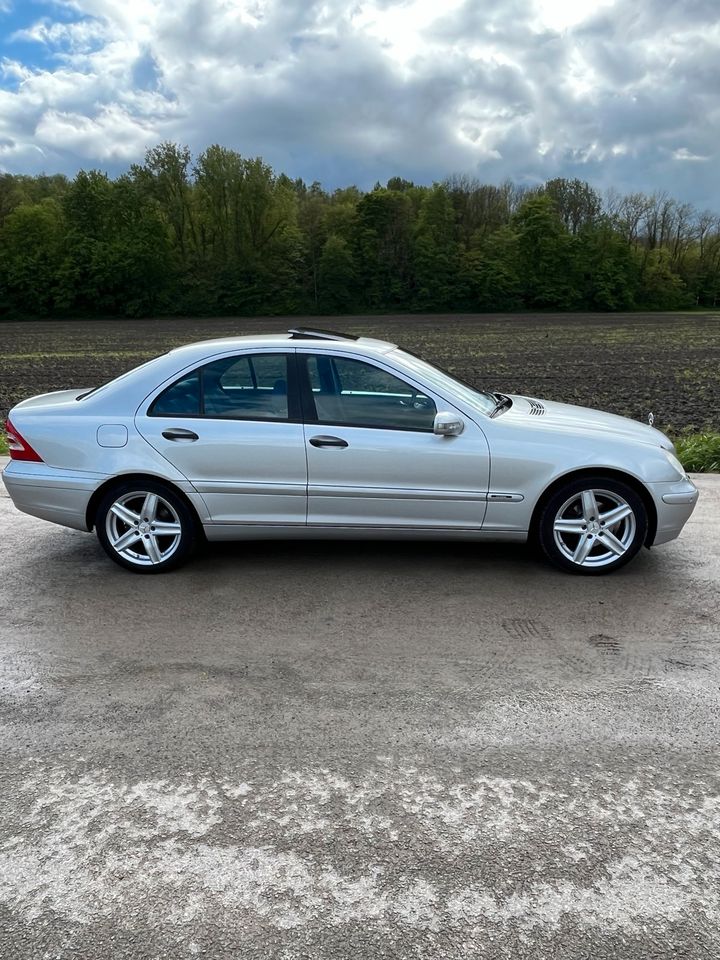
[3,327,698,575]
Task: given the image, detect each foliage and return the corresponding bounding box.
[318,235,357,313]
[513,195,578,309]
[674,433,720,473]
[1,145,720,317]
[0,199,65,315]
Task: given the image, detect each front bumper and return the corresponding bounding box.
[646,476,699,546]
[2,461,104,532]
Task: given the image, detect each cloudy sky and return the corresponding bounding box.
[0,0,718,207]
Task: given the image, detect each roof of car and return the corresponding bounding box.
[79,330,399,410]
[169,331,397,358]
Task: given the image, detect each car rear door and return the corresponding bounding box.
[298,351,490,528]
[135,350,307,525]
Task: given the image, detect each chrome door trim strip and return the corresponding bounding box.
[309,486,524,503]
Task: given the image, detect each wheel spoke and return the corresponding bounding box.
[112,528,142,552]
[144,535,162,564]
[581,489,598,521]
[599,528,627,556]
[573,534,594,564]
[142,493,159,522]
[600,503,633,528]
[151,520,182,535]
[554,518,586,534]
[110,502,140,526]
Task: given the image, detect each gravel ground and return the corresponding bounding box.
[0,465,719,959]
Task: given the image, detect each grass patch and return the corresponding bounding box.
[674,433,720,473]
[0,435,7,456]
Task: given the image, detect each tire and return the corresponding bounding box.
[537,476,648,575]
[95,479,199,574]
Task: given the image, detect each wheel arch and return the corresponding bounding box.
[85,473,205,535]
[529,467,657,547]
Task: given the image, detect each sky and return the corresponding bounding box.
[0,0,718,208]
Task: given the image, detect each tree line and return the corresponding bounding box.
[1,141,719,318]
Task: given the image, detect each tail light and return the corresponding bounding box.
[5,419,43,462]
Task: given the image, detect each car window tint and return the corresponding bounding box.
[307,357,321,392]
[203,354,289,420]
[150,372,201,416]
[307,356,436,431]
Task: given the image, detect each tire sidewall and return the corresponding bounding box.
[95,480,198,574]
[539,477,648,575]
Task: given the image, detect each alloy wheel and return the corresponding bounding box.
[552,488,637,569]
[105,490,183,567]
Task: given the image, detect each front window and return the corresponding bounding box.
[304,355,437,431]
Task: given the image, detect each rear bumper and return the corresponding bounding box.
[646,476,699,546]
[2,461,103,532]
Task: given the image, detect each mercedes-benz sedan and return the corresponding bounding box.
[2,327,698,574]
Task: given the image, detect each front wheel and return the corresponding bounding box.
[537,477,648,575]
[95,480,198,573]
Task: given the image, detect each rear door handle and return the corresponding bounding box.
[309,435,348,448]
[162,428,199,442]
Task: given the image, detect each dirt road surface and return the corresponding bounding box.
[1,465,719,958]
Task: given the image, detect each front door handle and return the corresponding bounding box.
[162,428,199,442]
[309,435,348,448]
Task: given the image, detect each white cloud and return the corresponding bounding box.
[0,0,718,206]
[532,0,617,32]
[11,16,108,52]
[34,103,167,159]
[672,147,709,161]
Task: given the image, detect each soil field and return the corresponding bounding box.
[1,312,719,432]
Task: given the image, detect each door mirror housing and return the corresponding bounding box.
[433,411,464,437]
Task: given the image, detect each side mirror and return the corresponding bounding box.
[433,411,464,437]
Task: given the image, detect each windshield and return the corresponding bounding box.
[391,349,498,416]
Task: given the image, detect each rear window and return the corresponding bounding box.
[150,372,201,416]
[149,354,290,421]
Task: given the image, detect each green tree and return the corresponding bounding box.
[0,147,713,317]
[194,144,246,262]
[297,181,329,309]
[318,234,357,312]
[576,219,639,310]
[55,170,171,316]
[412,185,462,310]
[133,142,198,265]
[544,178,601,235]
[638,248,689,309]
[0,199,65,315]
[445,176,513,246]
[462,225,522,310]
[354,189,413,308]
[514,195,577,308]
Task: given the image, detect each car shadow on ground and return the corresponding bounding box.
[191,533,664,576]
[14,521,665,585]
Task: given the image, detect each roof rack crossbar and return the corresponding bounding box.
[288,327,359,341]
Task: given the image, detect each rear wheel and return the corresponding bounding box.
[95,480,198,573]
[538,477,647,575]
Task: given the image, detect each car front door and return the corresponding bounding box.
[299,352,490,529]
[135,350,307,525]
